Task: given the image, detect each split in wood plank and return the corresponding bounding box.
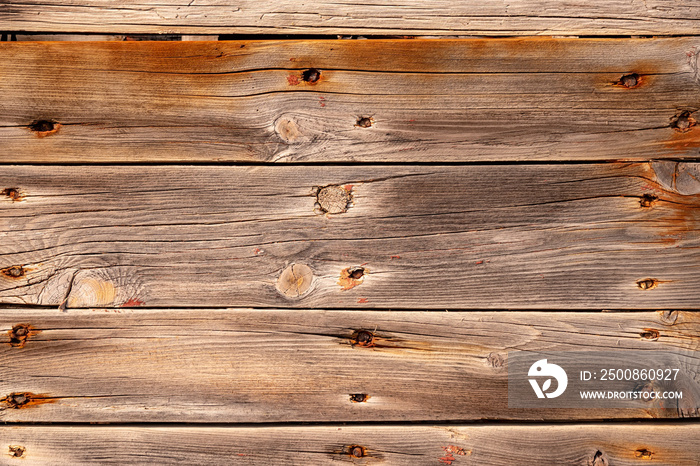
[1,163,699,309]
[2,0,700,36]
[0,309,698,422]
[1,39,699,162]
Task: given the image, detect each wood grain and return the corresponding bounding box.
[2,424,700,465]
[1,39,700,162]
[2,0,700,36]
[2,163,700,309]
[0,308,698,422]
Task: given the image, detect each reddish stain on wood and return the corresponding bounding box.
[287,74,300,85]
[121,298,145,307]
[439,445,469,464]
[357,298,369,303]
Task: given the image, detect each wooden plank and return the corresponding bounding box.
[1,39,699,163]
[1,163,700,309]
[2,0,700,36]
[2,424,700,464]
[0,308,698,422]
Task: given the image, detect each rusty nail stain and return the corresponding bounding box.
[339,266,367,291]
[349,393,368,403]
[1,392,55,409]
[302,68,321,83]
[1,266,25,279]
[635,449,654,460]
[640,328,660,341]
[637,278,657,290]
[9,324,36,348]
[2,188,22,202]
[29,120,60,137]
[316,185,352,214]
[8,446,25,458]
[670,111,697,133]
[618,73,640,88]
[353,330,375,347]
[349,446,365,458]
[356,117,372,128]
[639,194,657,208]
[287,74,300,86]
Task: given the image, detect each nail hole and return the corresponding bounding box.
[640,194,657,208]
[637,278,658,290]
[339,266,367,290]
[9,324,31,348]
[302,68,321,83]
[2,188,22,202]
[356,117,372,128]
[619,73,640,88]
[1,266,25,279]
[30,120,55,132]
[8,446,25,458]
[640,328,660,341]
[591,450,609,466]
[349,394,368,403]
[353,330,375,347]
[348,267,365,280]
[635,449,654,460]
[348,445,366,458]
[670,111,697,133]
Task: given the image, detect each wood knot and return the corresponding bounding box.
[274,117,303,144]
[640,328,660,341]
[589,450,609,466]
[2,187,23,202]
[349,393,369,403]
[314,185,353,214]
[659,310,679,325]
[276,264,314,298]
[339,266,366,290]
[9,324,35,348]
[639,194,657,208]
[8,446,25,458]
[29,120,60,137]
[1,266,25,279]
[2,393,30,409]
[650,161,700,195]
[487,352,505,368]
[353,330,375,347]
[618,73,641,88]
[636,278,657,290]
[348,446,366,458]
[1,392,54,409]
[356,116,373,128]
[670,110,697,133]
[302,68,321,83]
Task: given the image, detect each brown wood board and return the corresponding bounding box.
[1,39,699,162]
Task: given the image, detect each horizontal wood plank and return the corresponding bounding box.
[2,1,700,36]
[1,39,699,162]
[2,424,700,465]
[0,309,698,422]
[1,163,700,309]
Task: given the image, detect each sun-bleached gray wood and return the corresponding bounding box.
[1,163,699,309]
[0,308,697,422]
[2,0,700,36]
[1,39,699,162]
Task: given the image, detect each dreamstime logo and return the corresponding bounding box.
[528,359,568,399]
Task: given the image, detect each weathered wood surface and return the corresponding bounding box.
[1,424,699,464]
[2,0,700,36]
[0,309,697,422]
[2,163,699,309]
[1,39,699,163]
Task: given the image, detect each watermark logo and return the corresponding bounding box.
[528,359,568,398]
